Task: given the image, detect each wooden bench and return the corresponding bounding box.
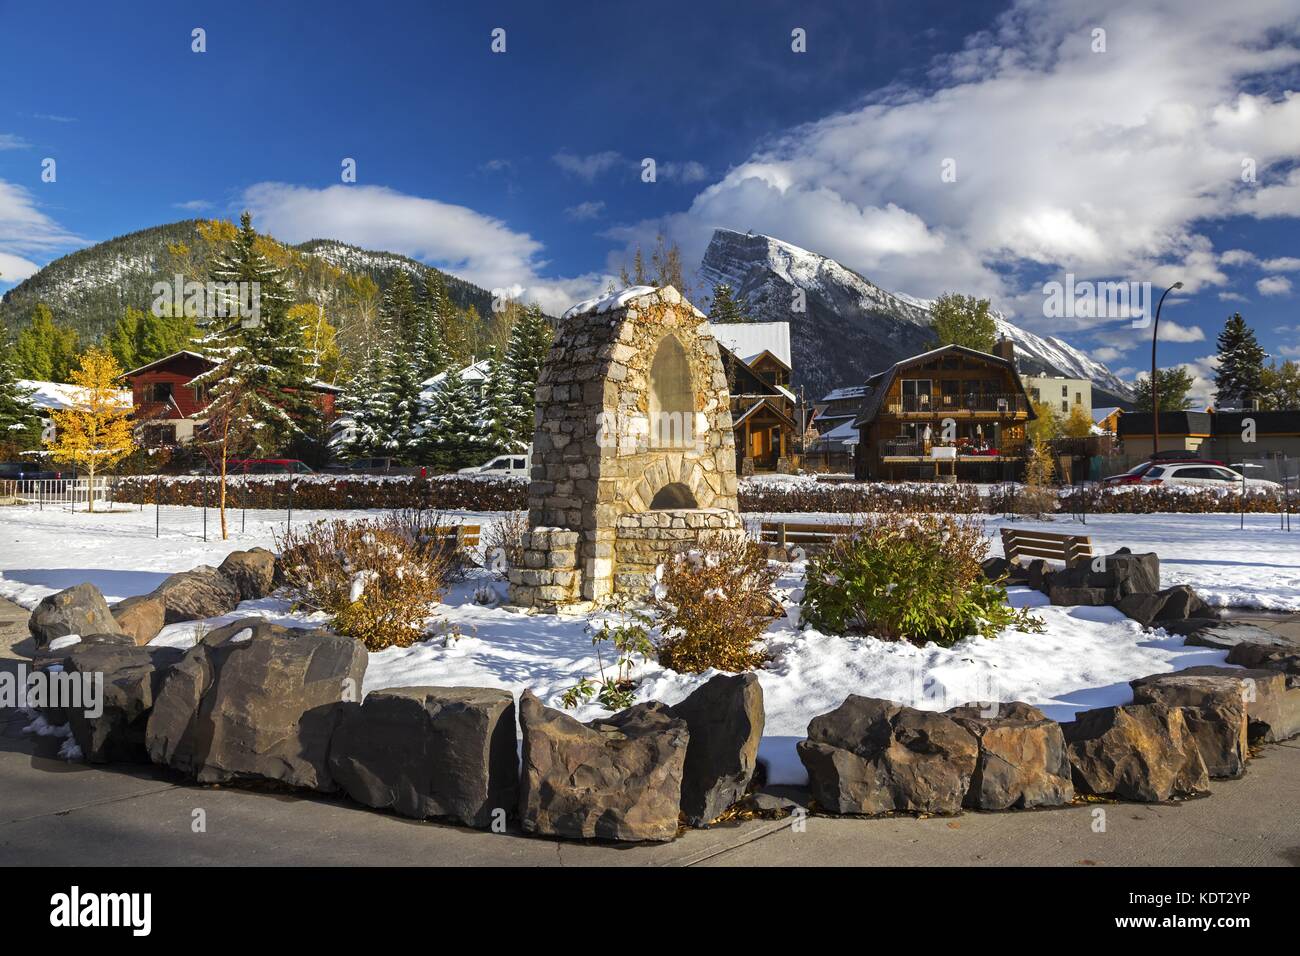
[758,520,861,554]
[1000,528,1094,566]
[426,524,482,551]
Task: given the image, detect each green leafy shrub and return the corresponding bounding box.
[560,598,655,710]
[801,512,1041,647]
[651,533,783,673]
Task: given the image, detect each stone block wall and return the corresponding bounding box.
[613,509,744,595]
[507,528,582,610]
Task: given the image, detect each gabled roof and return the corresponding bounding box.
[17,379,132,411]
[708,322,792,369]
[1093,406,1122,423]
[120,350,214,378]
[716,344,784,398]
[731,396,796,431]
[852,343,1035,428]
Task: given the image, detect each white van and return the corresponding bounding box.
[458,449,532,478]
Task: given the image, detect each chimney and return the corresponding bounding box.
[994,337,1015,365]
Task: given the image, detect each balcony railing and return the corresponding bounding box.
[878,439,1025,459]
[887,393,1027,414]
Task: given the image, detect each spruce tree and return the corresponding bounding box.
[478,345,514,453]
[1213,312,1266,408]
[708,283,749,323]
[0,320,42,452]
[338,340,392,458]
[14,303,80,381]
[191,211,311,456]
[501,305,553,446]
[379,344,422,458]
[420,365,488,470]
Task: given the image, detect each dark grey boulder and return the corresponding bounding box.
[1166,619,1277,649]
[798,696,978,815]
[1023,559,1054,594]
[1226,642,1300,688]
[110,593,167,646]
[518,690,688,842]
[28,583,124,649]
[146,618,366,790]
[1062,703,1209,801]
[329,686,518,828]
[65,643,185,763]
[151,566,241,624]
[666,673,764,827]
[981,556,1014,583]
[1051,548,1160,602]
[1116,585,1216,628]
[1129,671,1250,778]
[217,548,277,601]
[946,701,1073,809]
[1049,586,1112,607]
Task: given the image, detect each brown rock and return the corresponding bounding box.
[151,566,241,623]
[217,548,277,601]
[946,701,1074,809]
[110,594,166,646]
[1062,703,1210,801]
[666,673,764,826]
[1129,671,1249,778]
[28,583,124,649]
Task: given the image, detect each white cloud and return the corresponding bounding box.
[1261,256,1300,272]
[0,134,30,150]
[1219,249,1256,266]
[620,0,1300,327]
[1257,275,1293,296]
[1218,291,1249,302]
[1156,320,1207,343]
[172,199,213,212]
[552,150,625,181]
[659,161,709,184]
[564,200,605,221]
[0,179,82,283]
[239,182,610,315]
[1279,344,1300,358]
[1092,346,1125,362]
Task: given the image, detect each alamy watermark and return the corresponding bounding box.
[1042,273,1152,327]
[3,663,102,718]
[151,274,262,327]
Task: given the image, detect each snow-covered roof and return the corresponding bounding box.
[420,358,493,391]
[1093,406,1122,422]
[821,385,868,403]
[18,380,133,412]
[708,322,791,369]
[815,419,860,446]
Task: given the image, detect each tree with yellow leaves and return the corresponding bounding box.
[1063,404,1093,438]
[45,348,135,512]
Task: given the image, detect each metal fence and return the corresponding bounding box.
[0,477,114,509]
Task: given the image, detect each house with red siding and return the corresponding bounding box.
[121,350,340,447]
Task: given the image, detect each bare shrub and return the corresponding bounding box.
[481,510,529,579]
[651,532,783,674]
[276,512,461,650]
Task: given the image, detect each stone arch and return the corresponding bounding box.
[647,333,695,449]
[650,482,697,510]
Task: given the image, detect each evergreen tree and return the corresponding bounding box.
[708,283,749,323]
[1135,367,1196,412]
[0,320,42,452]
[191,211,312,457]
[14,303,80,381]
[379,344,422,458]
[1213,312,1266,408]
[338,340,393,458]
[414,276,453,382]
[501,304,553,446]
[105,305,195,372]
[478,345,514,453]
[381,270,421,342]
[419,364,489,470]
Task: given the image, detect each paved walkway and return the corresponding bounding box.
[3,596,1298,867]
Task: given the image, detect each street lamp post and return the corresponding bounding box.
[1150,281,1184,459]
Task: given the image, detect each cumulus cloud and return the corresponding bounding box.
[1261,256,1300,272]
[0,134,30,150]
[0,179,82,283]
[1257,275,1293,296]
[564,200,605,221]
[239,182,610,315]
[172,199,213,212]
[619,0,1300,333]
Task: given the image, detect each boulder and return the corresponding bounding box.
[1226,642,1300,687]
[1116,585,1215,628]
[518,691,688,842]
[797,696,978,815]
[946,701,1074,809]
[1162,619,1275,650]
[31,631,135,671]
[1163,665,1300,743]
[1129,672,1249,777]
[666,674,764,827]
[64,643,185,763]
[28,583,124,649]
[1023,559,1054,594]
[1062,703,1209,801]
[329,686,518,828]
[1049,586,1112,607]
[217,548,277,601]
[110,594,166,646]
[981,556,1014,583]
[1051,548,1160,601]
[146,618,366,790]
[150,566,241,624]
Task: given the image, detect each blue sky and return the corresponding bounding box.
[1,0,1298,400]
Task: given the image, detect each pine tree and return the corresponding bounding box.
[338,339,393,458]
[501,304,553,446]
[1213,312,1266,408]
[1135,367,1195,412]
[708,283,749,323]
[105,306,195,372]
[14,303,80,381]
[379,344,422,458]
[420,364,489,470]
[382,270,421,342]
[0,320,42,453]
[191,211,312,457]
[478,345,514,453]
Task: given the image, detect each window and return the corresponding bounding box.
[143,423,176,445]
[1075,392,1082,405]
[1061,401,1068,413]
[1061,385,1068,397]
[900,379,931,411]
[142,382,173,404]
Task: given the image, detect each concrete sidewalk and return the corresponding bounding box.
[3,596,1298,867]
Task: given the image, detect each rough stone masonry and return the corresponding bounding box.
[508,285,742,610]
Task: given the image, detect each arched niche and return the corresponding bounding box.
[650,482,698,510]
[647,334,694,449]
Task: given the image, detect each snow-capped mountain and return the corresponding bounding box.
[698,228,1134,405]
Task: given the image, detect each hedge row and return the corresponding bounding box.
[108,473,1290,516]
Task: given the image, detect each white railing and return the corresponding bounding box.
[3,477,113,508]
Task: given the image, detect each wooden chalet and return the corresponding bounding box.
[710,322,801,473]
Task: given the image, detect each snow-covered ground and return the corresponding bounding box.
[1,503,1295,784]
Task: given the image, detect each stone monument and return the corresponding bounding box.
[507,285,743,611]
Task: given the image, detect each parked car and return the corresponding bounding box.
[1139,462,1281,489]
[226,458,316,475]
[0,461,58,481]
[457,451,531,478]
[324,457,427,476]
[1101,458,1224,486]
